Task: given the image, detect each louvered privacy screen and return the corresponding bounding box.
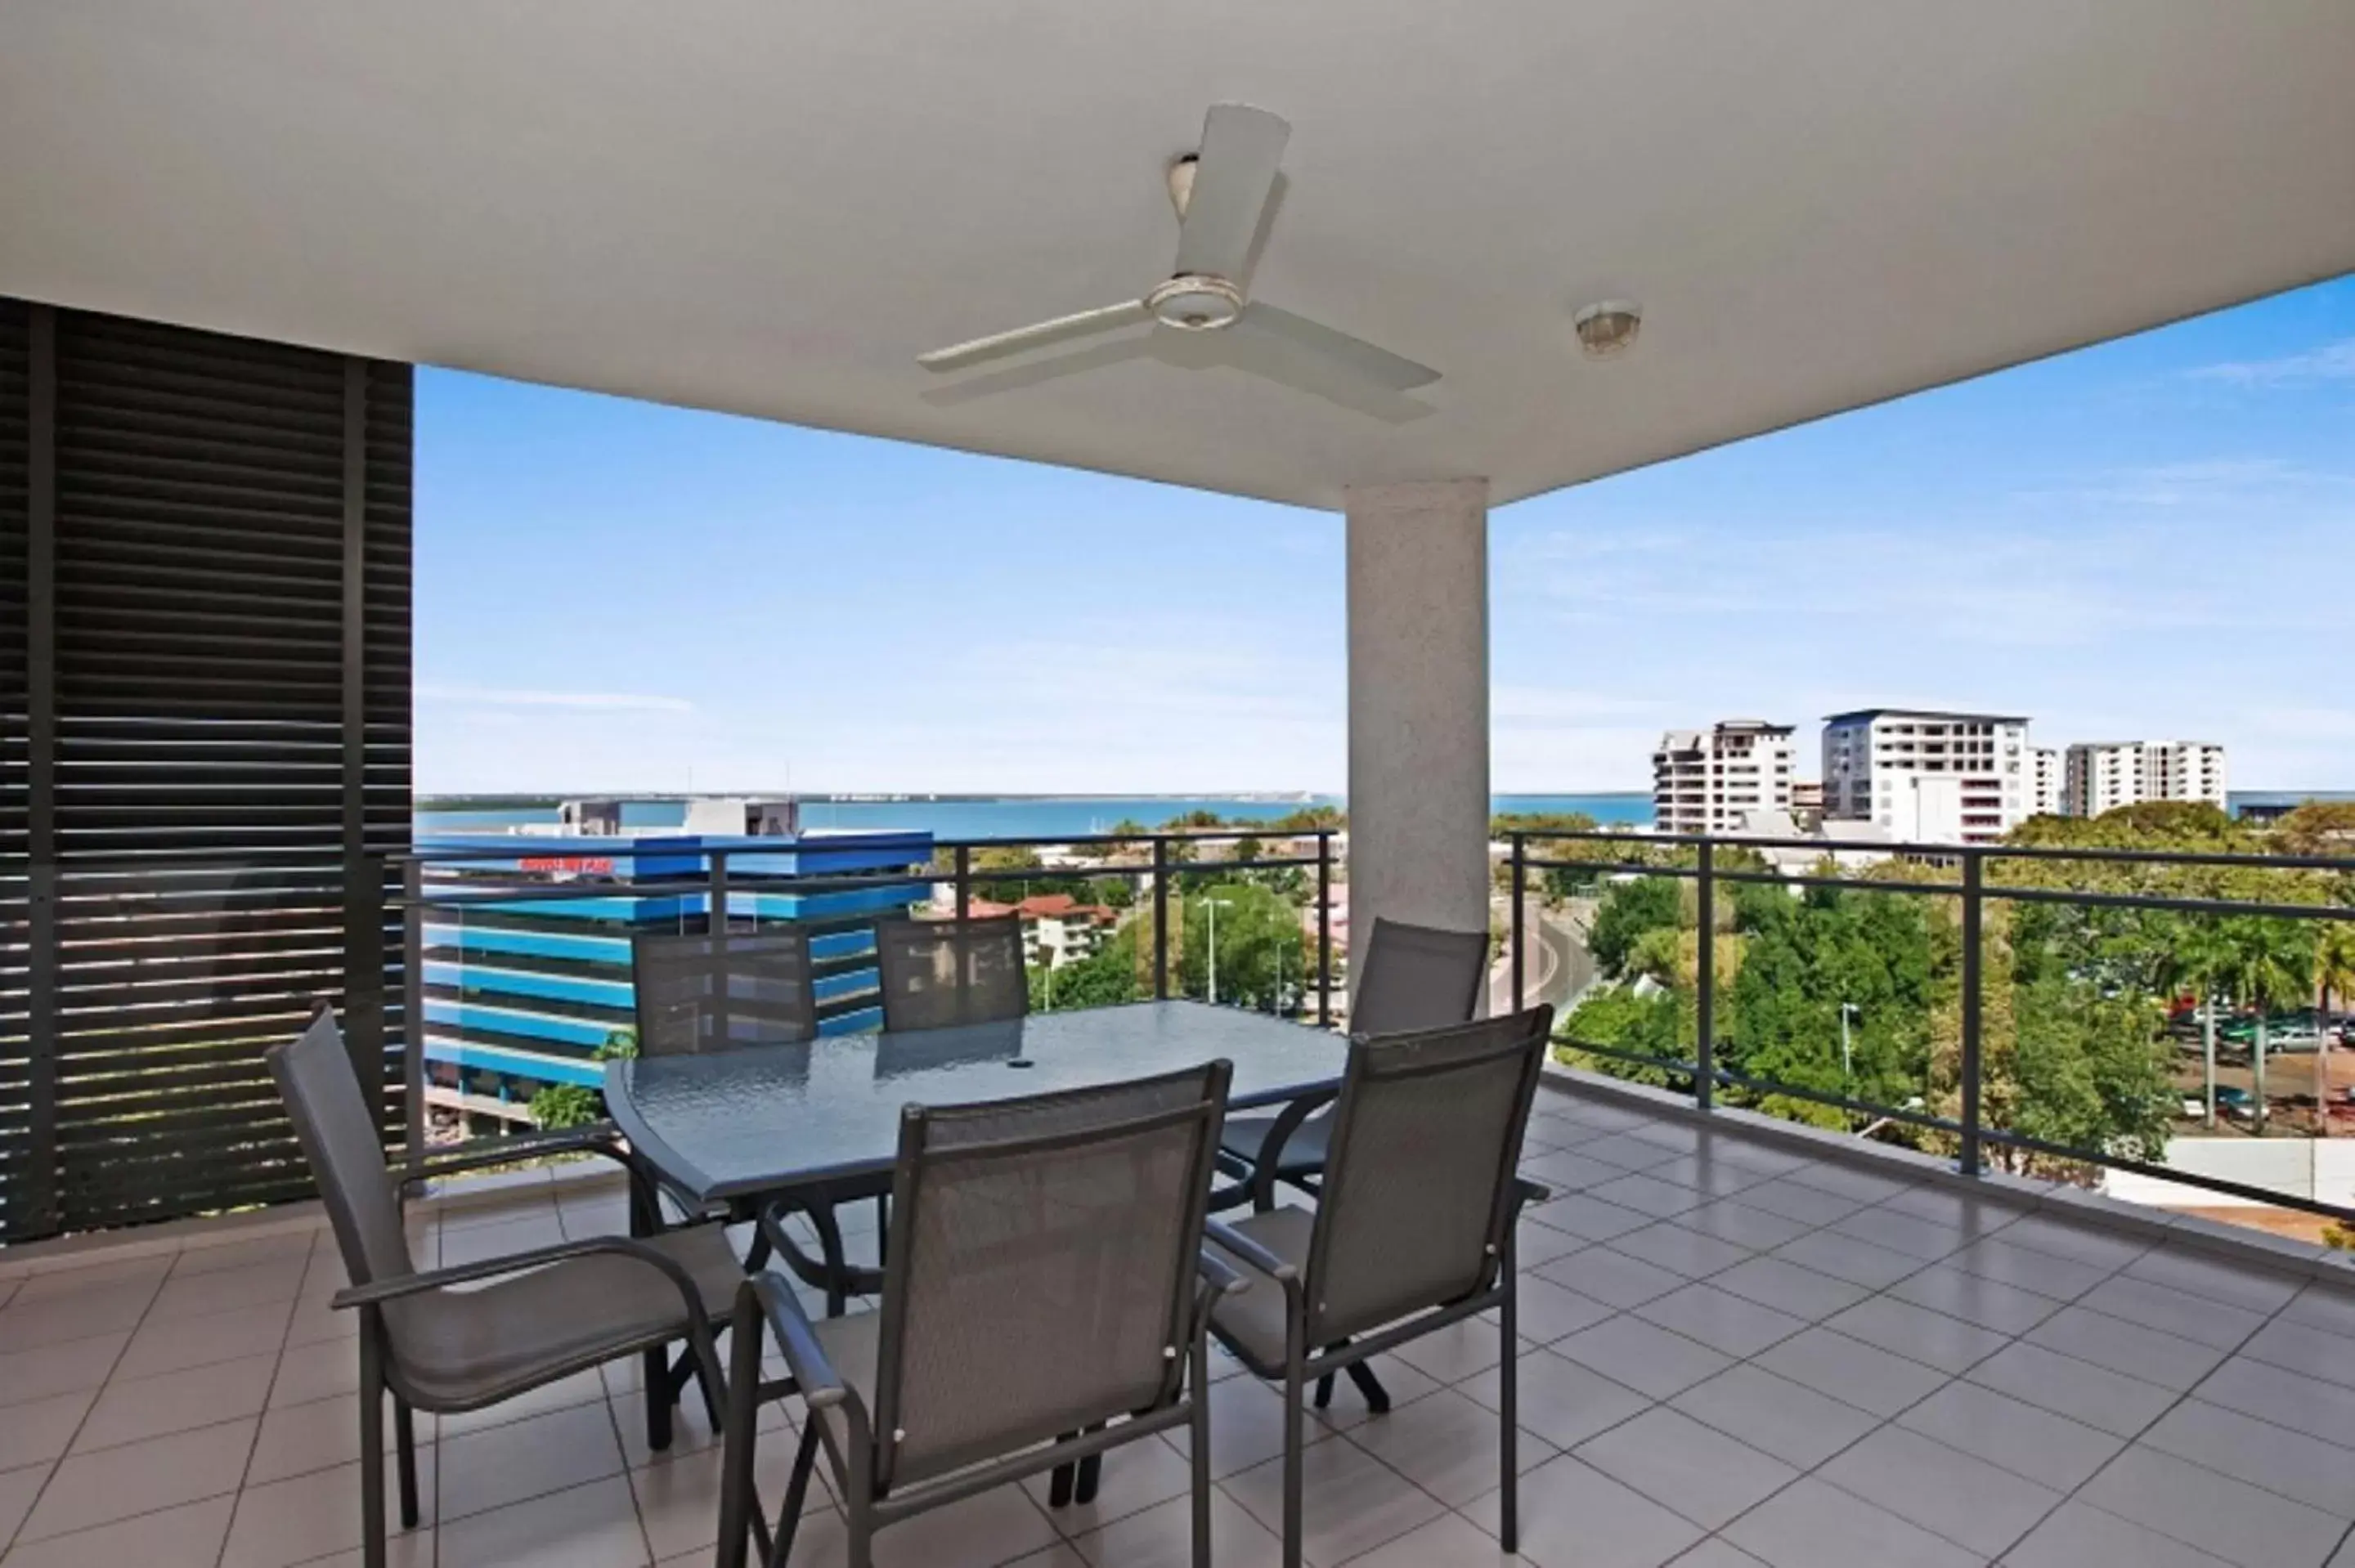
[0,298,412,1244]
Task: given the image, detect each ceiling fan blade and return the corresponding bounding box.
[1172,104,1290,280]
[1236,303,1441,391]
[917,299,1151,372]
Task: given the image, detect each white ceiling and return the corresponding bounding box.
[3,2,2352,511]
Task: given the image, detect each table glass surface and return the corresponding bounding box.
[605,1000,1346,1203]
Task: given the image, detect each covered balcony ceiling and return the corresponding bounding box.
[2,2,2353,511]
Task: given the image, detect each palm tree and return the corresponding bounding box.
[2223,917,2317,1135]
[2169,919,2237,1131]
[2316,922,2355,1138]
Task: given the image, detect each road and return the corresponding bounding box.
[1490,896,1592,1015]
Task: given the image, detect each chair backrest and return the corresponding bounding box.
[873,915,1029,1033]
[1304,1006,1553,1346]
[1350,918,1490,1037]
[867,1061,1231,1490]
[631,928,817,1055]
[267,1007,415,1292]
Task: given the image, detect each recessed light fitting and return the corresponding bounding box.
[1572,300,1643,358]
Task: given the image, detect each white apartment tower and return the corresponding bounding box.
[2030,746,2063,818]
[1653,720,1796,834]
[1822,710,2033,845]
[2063,741,2228,817]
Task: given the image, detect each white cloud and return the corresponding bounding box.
[419,683,696,714]
[2187,338,2355,388]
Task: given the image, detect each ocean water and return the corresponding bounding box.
[415,791,1652,841]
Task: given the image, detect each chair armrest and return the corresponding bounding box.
[742,1272,847,1411]
[1513,1176,1551,1211]
[1195,1248,1249,1297]
[332,1236,709,1328]
[1204,1218,1298,1287]
[1249,1089,1334,1166]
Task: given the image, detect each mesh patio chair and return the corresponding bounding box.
[632,926,819,1055]
[716,1062,1242,1568]
[1214,916,1490,1213]
[268,1008,747,1568]
[1204,1007,1554,1566]
[632,925,879,1315]
[873,913,1029,1032]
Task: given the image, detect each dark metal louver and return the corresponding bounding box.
[0,298,411,1243]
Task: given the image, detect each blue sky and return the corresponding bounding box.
[417,276,2355,796]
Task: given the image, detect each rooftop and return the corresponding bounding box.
[1824,710,2033,728]
[4,1077,2350,1568]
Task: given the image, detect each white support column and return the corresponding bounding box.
[1344,478,1491,1007]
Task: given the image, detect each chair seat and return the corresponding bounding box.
[1218,1112,1330,1175]
[801,1309,885,1449]
[1204,1207,1317,1375]
[388,1224,743,1409]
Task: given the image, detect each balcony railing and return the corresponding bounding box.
[395,826,1342,1170]
[1508,827,2355,1230]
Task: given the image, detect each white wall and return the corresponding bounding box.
[2103,1137,2355,1212]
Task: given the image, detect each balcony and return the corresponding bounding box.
[5,7,2355,1566]
[4,1068,2352,1568]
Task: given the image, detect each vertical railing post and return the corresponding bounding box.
[401,856,426,1177]
[1959,851,1985,1177]
[1510,834,1527,1015]
[1316,831,1333,1028]
[1695,836,1716,1113]
[952,845,971,925]
[709,847,730,1046]
[1152,838,1171,1000]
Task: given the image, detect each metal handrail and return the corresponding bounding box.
[1505,827,2355,1224]
[400,827,1344,1170]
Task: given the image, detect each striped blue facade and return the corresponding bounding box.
[415,831,933,1103]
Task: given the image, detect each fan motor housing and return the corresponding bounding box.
[1147,275,1244,332]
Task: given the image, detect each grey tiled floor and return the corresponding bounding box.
[4,1088,2355,1566]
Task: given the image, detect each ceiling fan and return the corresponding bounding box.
[916,104,1439,398]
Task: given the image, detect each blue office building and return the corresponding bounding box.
[415,815,933,1127]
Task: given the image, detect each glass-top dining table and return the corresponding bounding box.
[605,997,1347,1206]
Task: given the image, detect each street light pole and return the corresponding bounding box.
[1839,1002,1859,1089]
[1206,898,1233,1006]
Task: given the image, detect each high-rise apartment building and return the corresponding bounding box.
[1822,710,2032,844]
[1653,720,1796,834]
[2063,741,2227,817]
[2031,746,2063,818]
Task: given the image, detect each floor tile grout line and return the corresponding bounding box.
[3,1230,185,1556]
[0,1231,306,1566]
[594,1388,655,1568]
[1541,1145,2355,1563]
[1975,1256,2312,1566]
[219,1226,322,1568]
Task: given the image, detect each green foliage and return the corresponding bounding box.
[527,1082,602,1131]
[2008,978,2173,1161]
[1028,925,1145,1012]
[1178,882,1308,1013]
[1588,877,1682,979]
[1554,987,1689,1090]
[1492,810,1598,840]
[1721,880,1935,1126]
[527,1028,637,1131]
